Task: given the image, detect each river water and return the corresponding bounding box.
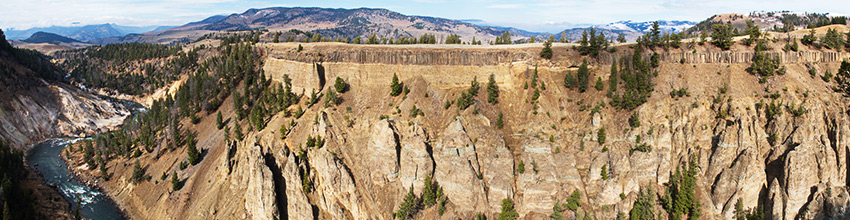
[27,138,125,220]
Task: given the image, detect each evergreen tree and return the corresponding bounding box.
[273,32,280,43]
[661,156,702,219]
[132,161,144,183]
[595,76,604,91]
[711,24,734,50]
[395,185,420,219]
[445,34,462,44]
[564,70,577,90]
[234,123,243,141]
[171,171,180,191]
[577,59,590,92]
[607,60,619,97]
[617,33,627,43]
[334,77,347,93]
[630,187,656,220]
[821,28,845,50]
[496,112,504,129]
[748,38,780,79]
[495,31,512,45]
[187,132,200,165]
[802,29,817,46]
[598,127,606,144]
[540,40,553,59]
[832,61,850,96]
[735,198,745,220]
[216,111,223,130]
[745,20,761,46]
[649,21,661,48]
[498,198,519,220]
[390,73,402,96]
[324,89,340,107]
[487,74,499,104]
[422,175,441,207]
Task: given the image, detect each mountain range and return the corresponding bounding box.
[5,7,697,45]
[4,23,173,42]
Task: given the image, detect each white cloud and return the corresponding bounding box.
[486,4,525,9]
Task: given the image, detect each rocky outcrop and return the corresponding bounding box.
[243,144,279,220]
[281,152,313,220]
[0,83,129,150]
[398,124,434,193]
[309,149,366,219]
[432,119,487,213]
[364,119,400,186]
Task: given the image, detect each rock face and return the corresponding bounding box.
[432,119,487,213]
[84,42,850,220]
[0,76,129,150]
[281,152,313,220]
[243,145,279,220]
[257,43,850,219]
[398,124,434,194]
[364,119,400,186]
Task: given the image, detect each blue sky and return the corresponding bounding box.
[2,0,848,33]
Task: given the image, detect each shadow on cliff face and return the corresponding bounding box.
[263,152,288,219]
[315,63,326,89]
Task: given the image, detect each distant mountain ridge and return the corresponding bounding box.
[169,7,551,43]
[23,32,80,44]
[4,23,171,42]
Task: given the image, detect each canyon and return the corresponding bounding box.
[53,35,850,220]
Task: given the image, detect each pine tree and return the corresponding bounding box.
[390,73,402,96]
[234,123,243,141]
[598,127,606,144]
[711,24,734,50]
[334,77,347,93]
[540,41,553,59]
[171,171,180,191]
[187,132,200,165]
[498,198,519,220]
[324,89,339,107]
[630,187,656,220]
[422,175,439,206]
[577,59,590,92]
[833,61,850,96]
[496,112,504,129]
[395,185,420,219]
[132,161,144,183]
[487,74,499,104]
[216,111,223,130]
[607,60,619,97]
[595,76,604,91]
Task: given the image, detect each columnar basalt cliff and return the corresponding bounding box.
[268,43,850,66]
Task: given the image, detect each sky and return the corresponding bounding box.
[2,0,849,33]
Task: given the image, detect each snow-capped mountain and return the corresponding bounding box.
[597,20,696,34]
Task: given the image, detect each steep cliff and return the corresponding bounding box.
[0,29,130,150]
[64,31,850,220]
[255,40,850,219]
